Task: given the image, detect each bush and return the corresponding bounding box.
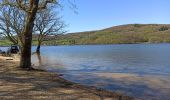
[159,26,169,31]
[133,24,142,28]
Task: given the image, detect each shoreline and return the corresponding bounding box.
[1,42,170,47]
[0,55,135,100]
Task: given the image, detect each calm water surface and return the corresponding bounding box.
[31,44,170,100]
[33,44,170,74]
[1,44,170,100]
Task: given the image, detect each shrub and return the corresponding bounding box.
[159,26,169,31]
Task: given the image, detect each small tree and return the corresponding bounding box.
[35,8,66,53]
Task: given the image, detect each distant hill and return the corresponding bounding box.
[42,24,170,45]
[1,24,170,46]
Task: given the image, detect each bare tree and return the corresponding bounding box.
[0,0,57,69]
[35,8,66,53]
[0,6,25,45]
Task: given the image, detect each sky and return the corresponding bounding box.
[60,0,170,33]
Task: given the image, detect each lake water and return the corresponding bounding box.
[1,44,170,100]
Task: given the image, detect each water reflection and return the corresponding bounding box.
[31,52,44,69]
[32,52,65,71]
[62,72,170,100]
[30,44,170,100]
[36,53,43,66]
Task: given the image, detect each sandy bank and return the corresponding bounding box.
[0,56,135,100]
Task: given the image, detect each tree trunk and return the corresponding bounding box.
[20,42,32,69]
[19,22,34,69]
[20,26,33,69]
[19,1,39,69]
[36,42,41,53]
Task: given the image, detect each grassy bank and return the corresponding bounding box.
[0,40,12,46]
[0,56,135,100]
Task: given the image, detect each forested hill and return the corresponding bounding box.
[42,24,170,45]
[1,24,170,46]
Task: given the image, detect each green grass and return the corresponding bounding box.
[0,40,12,46]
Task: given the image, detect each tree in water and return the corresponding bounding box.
[35,8,66,53]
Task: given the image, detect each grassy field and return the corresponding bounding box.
[0,40,12,46]
[1,24,170,46]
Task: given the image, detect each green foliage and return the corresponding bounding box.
[133,24,142,28]
[159,26,169,31]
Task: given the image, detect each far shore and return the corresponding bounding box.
[0,55,135,100]
[1,42,170,48]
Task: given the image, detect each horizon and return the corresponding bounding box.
[61,0,170,33]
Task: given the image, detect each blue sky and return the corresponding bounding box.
[60,0,170,33]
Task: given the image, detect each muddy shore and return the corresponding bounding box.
[0,55,136,100]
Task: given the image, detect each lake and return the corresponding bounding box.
[1,44,170,100]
